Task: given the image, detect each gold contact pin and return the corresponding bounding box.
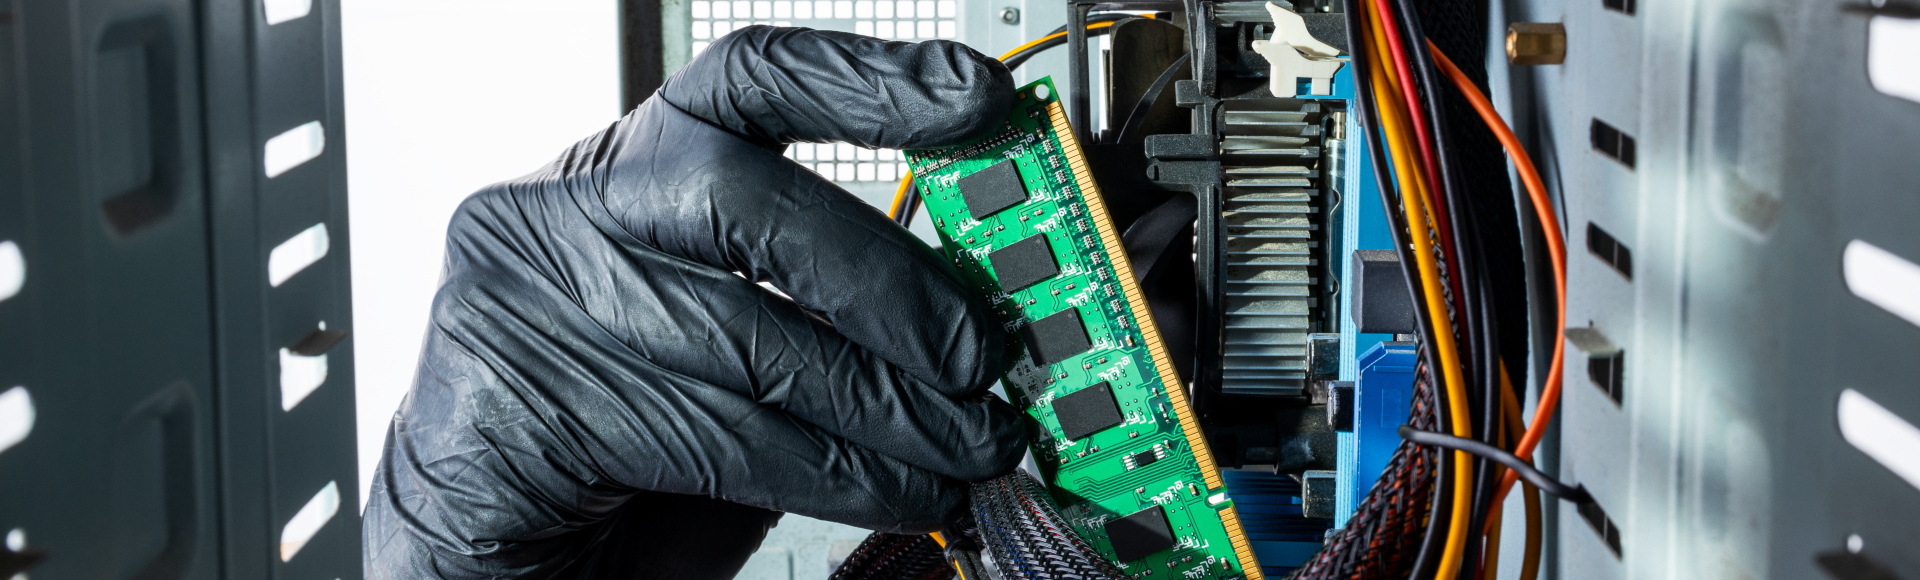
[1044,99,1264,580]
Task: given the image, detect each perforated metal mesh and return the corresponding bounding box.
[687,0,957,185]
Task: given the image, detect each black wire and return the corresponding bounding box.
[1341,0,1453,574]
[894,181,920,227]
[1408,366,1450,580]
[1388,0,1477,356]
[1383,2,1503,574]
[1399,426,1590,504]
[1111,52,1190,144]
[1394,4,1521,575]
[1343,0,1439,433]
[1391,0,1482,414]
[1464,253,1502,579]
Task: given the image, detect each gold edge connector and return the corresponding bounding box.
[1044,98,1263,580]
[1221,505,1264,580]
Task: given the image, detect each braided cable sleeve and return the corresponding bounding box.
[829,532,955,580]
[1287,358,1441,580]
[970,472,1130,580]
[1010,475,1128,579]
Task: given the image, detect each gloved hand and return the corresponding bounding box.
[362,26,1026,580]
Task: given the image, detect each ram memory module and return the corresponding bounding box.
[906,78,1261,580]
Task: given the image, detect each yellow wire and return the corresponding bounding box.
[888,18,1135,221]
[1495,365,1543,580]
[1357,2,1473,577]
[998,19,1129,60]
[1480,364,1517,580]
[1377,67,1474,580]
[887,168,916,220]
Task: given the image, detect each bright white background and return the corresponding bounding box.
[341,0,623,509]
[342,5,872,576]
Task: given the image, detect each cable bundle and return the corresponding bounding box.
[829,472,1129,580]
[1299,0,1574,575]
[828,533,957,580]
[863,2,1577,576]
[971,472,1131,580]
[1291,360,1441,579]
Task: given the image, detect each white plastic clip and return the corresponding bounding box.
[1249,2,1347,97]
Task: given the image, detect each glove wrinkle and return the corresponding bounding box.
[367,26,1024,580]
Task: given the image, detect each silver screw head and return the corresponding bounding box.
[1000,6,1020,24]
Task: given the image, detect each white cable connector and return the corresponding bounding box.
[1249,1,1347,97]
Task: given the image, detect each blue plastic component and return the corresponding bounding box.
[1220,470,1332,577]
[1333,342,1418,527]
[1334,64,1394,412]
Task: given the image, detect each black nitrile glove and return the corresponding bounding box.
[362,26,1025,580]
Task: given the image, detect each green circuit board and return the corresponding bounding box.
[906,79,1261,580]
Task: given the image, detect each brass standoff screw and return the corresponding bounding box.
[1506,22,1567,65]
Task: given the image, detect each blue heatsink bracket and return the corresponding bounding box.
[1333,342,1418,528]
[1220,470,1332,578]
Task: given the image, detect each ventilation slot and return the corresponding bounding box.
[1590,118,1636,168]
[262,0,313,25]
[1565,326,1623,407]
[1578,498,1623,558]
[1837,388,1920,493]
[1588,350,1623,406]
[1587,222,1633,280]
[1218,101,1327,397]
[279,481,340,562]
[0,241,22,303]
[1843,239,1920,329]
[0,386,33,455]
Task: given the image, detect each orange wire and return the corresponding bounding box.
[887,169,915,220]
[1369,0,1468,323]
[1426,42,1568,510]
[1358,3,1474,574]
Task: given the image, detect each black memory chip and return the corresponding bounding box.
[958,159,1029,219]
[1131,450,1158,467]
[1105,505,1177,562]
[1022,308,1092,367]
[1053,382,1123,442]
[990,235,1060,292]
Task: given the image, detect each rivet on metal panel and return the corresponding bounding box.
[0,526,46,578]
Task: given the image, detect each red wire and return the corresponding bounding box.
[1368,0,1468,321]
